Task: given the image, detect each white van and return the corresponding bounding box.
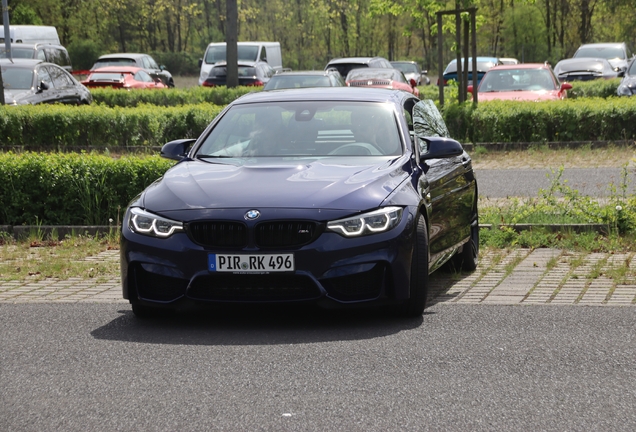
[198,41,282,85]
[0,25,61,45]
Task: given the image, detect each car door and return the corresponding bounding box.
[413,100,476,260]
[34,64,59,104]
[47,64,80,104]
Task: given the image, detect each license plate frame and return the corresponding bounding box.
[209,253,295,273]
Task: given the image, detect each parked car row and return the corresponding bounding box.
[257,56,427,97]
[0,24,175,104]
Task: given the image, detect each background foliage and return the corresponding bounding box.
[5,0,635,75]
[0,152,174,225]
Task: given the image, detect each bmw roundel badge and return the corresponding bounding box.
[245,209,261,220]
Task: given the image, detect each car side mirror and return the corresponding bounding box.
[160,65,166,71]
[37,81,49,93]
[422,70,428,75]
[161,139,196,161]
[198,58,203,68]
[561,83,573,91]
[409,78,417,87]
[420,137,464,160]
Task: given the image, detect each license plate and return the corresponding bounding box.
[209,253,294,273]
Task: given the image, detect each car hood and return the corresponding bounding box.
[478,90,562,101]
[141,157,410,213]
[3,89,35,105]
[555,58,607,73]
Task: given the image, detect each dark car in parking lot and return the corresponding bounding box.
[553,57,620,82]
[390,61,430,85]
[120,87,479,319]
[263,69,345,90]
[0,42,72,72]
[201,60,274,87]
[572,42,632,75]
[618,58,636,96]
[91,53,174,87]
[1,59,92,105]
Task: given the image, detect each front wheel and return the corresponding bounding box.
[453,219,479,272]
[399,215,429,317]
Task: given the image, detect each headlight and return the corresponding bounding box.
[128,207,183,238]
[617,84,633,96]
[327,207,403,237]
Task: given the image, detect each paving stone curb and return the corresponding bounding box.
[1,248,635,307]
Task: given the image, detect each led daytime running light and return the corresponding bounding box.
[327,207,403,237]
[130,208,183,238]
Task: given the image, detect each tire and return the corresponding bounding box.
[399,215,429,317]
[453,218,479,272]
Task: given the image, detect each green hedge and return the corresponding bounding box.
[90,86,258,107]
[444,96,636,143]
[0,103,224,148]
[0,152,174,226]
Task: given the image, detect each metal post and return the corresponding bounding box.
[437,12,444,106]
[471,10,478,105]
[455,10,462,103]
[0,0,10,105]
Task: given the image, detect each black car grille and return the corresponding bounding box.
[256,221,321,248]
[188,273,321,302]
[187,220,321,249]
[133,264,188,302]
[321,264,386,301]
[188,221,248,248]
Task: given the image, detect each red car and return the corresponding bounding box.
[345,68,420,97]
[81,66,168,89]
[469,63,572,101]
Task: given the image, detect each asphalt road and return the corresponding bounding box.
[475,167,634,198]
[2,303,635,431]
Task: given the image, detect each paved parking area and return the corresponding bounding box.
[1,248,635,306]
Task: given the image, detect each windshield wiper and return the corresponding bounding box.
[196,154,234,159]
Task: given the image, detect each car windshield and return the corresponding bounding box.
[264,75,331,90]
[392,63,417,73]
[0,47,35,59]
[479,69,556,91]
[196,101,402,158]
[574,47,624,60]
[205,45,259,64]
[1,67,34,89]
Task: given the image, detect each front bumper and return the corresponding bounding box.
[121,207,418,309]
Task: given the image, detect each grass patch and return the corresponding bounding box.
[469,143,636,169]
[0,232,119,282]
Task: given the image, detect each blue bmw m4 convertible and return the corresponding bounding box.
[120,87,479,318]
